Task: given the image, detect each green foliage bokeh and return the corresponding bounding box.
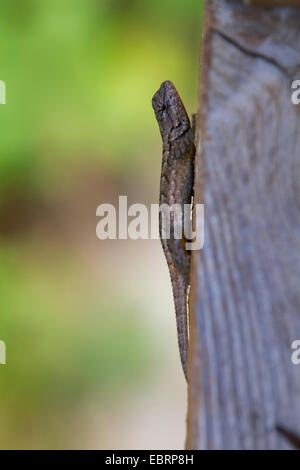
[0,0,203,448]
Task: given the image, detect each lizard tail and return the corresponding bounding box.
[170,271,189,381]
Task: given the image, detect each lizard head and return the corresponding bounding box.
[152,80,190,143]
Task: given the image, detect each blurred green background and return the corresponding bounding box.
[0,0,203,449]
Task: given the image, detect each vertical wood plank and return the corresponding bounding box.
[186,0,300,450]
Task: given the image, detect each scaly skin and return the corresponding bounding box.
[152,81,195,380]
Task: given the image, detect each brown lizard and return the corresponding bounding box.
[152,81,195,380]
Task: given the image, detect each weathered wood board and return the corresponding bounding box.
[186,0,300,450]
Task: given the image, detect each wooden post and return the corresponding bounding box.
[186,0,300,450]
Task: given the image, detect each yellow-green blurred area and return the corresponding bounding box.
[0,0,203,449]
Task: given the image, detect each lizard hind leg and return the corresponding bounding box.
[170,269,189,381]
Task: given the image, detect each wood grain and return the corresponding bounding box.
[186,0,300,450]
[228,0,300,7]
